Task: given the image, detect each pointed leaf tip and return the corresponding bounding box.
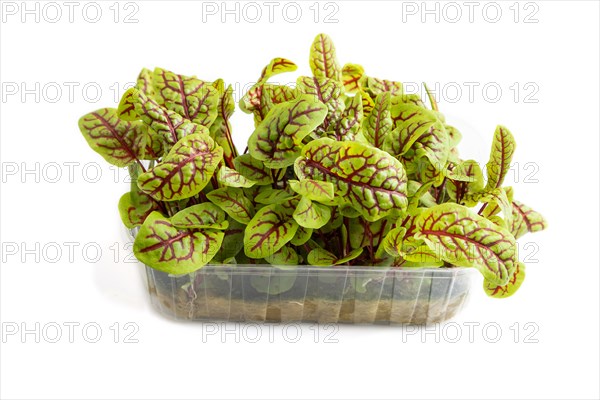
[486,125,516,190]
[309,33,342,81]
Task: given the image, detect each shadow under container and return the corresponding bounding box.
[144,265,473,325]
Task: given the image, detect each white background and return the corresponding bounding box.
[1,1,599,399]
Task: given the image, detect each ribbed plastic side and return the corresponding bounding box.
[142,265,473,325]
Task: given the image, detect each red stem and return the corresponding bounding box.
[136,160,147,174]
[478,203,488,215]
[436,178,447,204]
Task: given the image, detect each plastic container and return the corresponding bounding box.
[142,264,473,325]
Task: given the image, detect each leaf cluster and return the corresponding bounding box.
[78,34,547,298]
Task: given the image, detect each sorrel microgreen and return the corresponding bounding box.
[78,33,547,298]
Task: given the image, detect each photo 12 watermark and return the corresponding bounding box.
[400,1,540,24]
[401,321,540,343]
[200,1,340,24]
[0,80,541,107]
[0,239,257,266]
[404,81,540,104]
[200,322,340,343]
[195,321,540,344]
[1,80,287,105]
[1,81,136,104]
[1,241,138,265]
[1,1,140,24]
[1,161,136,184]
[2,322,140,344]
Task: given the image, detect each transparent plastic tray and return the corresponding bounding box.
[142,265,473,325]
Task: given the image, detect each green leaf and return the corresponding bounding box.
[391,93,426,110]
[485,125,516,190]
[209,84,238,168]
[133,212,224,274]
[484,262,526,298]
[152,67,219,127]
[349,218,390,249]
[341,63,366,93]
[116,87,139,121]
[117,69,157,121]
[129,88,201,146]
[413,157,446,186]
[241,185,260,202]
[127,163,144,203]
[259,57,298,81]
[423,83,441,113]
[217,166,256,188]
[239,57,297,124]
[296,76,342,113]
[295,138,408,221]
[414,203,518,286]
[407,180,435,214]
[448,147,461,164]
[307,247,363,266]
[403,244,443,264]
[290,225,313,246]
[320,207,344,233]
[255,187,296,205]
[446,160,481,182]
[293,197,331,229]
[78,108,160,167]
[248,96,328,168]
[367,77,403,96]
[446,160,485,205]
[296,76,344,133]
[240,83,297,125]
[137,132,223,201]
[510,200,548,239]
[307,247,336,266]
[481,186,514,218]
[288,179,335,202]
[364,92,392,148]
[309,33,341,81]
[384,103,448,170]
[380,226,407,257]
[467,188,513,226]
[214,219,245,261]
[239,83,264,115]
[259,84,298,120]
[264,245,299,265]
[446,124,462,147]
[118,191,160,228]
[233,154,276,185]
[171,203,228,230]
[206,187,255,224]
[487,215,507,229]
[335,93,363,141]
[361,90,375,115]
[244,204,299,258]
[136,68,155,97]
[393,257,443,268]
[339,204,361,218]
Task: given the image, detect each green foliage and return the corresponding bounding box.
[414,203,517,286]
[78,34,547,299]
[248,95,328,168]
[137,132,223,201]
[133,212,224,274]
